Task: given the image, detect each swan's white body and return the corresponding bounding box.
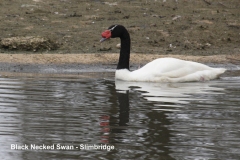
[116,57,226,82]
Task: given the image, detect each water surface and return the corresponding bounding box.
[0,66,240,160]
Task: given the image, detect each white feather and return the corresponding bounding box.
[115,57,226,82]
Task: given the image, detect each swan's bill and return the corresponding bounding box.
[100,38,107,43]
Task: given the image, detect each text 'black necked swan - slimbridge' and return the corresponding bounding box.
[100,25,226,82]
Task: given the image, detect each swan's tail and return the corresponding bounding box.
[166,68,226,82]
[214,68,226,78]
[194,68,226,81]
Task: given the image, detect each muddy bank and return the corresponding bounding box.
[0,0,239,55]
[0,53,239,74]
[0,0,239,74]
[0,53,240,64]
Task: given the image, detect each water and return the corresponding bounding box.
[0,66,240,160]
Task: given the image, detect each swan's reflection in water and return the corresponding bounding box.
[115,79,240,160]
[115,80,225,108]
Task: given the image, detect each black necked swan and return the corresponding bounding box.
[100,25,226,82]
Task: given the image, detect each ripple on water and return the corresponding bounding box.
[0,69,239,160]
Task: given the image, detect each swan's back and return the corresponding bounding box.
[143,58,212,72]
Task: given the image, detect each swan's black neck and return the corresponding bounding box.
[117,29,131,70]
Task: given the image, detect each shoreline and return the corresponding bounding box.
[0,53,239,76]
[0,53,239,65]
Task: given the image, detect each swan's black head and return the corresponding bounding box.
[100,25,131,70]
[100,25,128,42]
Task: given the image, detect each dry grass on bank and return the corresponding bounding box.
[0,53,239,65]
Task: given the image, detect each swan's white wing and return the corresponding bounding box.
[116,58,226,82]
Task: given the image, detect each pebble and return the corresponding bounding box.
[116,43,121,49]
